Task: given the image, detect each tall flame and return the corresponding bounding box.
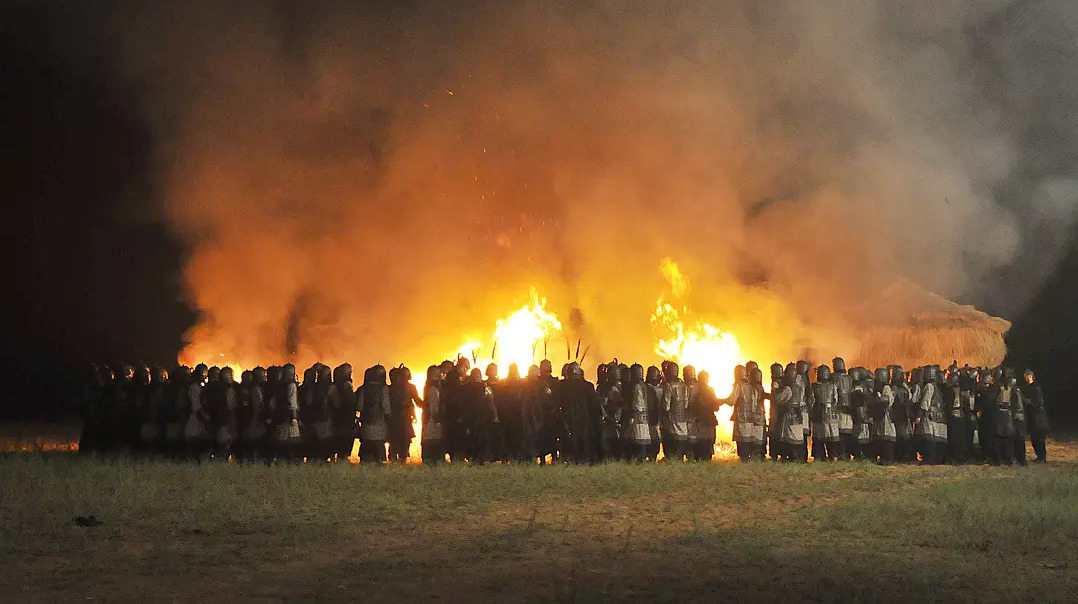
[650,259,743,450]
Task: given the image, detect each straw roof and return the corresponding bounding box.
[845,280,1010,369]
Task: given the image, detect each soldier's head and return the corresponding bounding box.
[698,370,710,388]
[1003,367,1016,383]
[832,357,847,375]
[456,356,471,374]
[389,367,402,385]
[134,365,150,386]
[608,364,623,386]
[116,364,134,383]
[751,368,764,386]
[539,359,553,377]
[370,364,387,385]
[253,366,267,383]
[220,366,235,384]
[816,365,831,382]
[208,366,222,383]
[267,366,281,385]
[1023,369,1035,385]
[734,364,747,384]
[645,365,661,385]
[193,363,209,384]
[565,362,582,380]
[560,363,570,379]
[783,365,798,386]
[796,360,810,377]
[485,363,498,381]
[683,365,697,383]
[595,363,608,385]
[663,362,679,382]
[426,365,443,383]
[319,364,333,384]
[890,365,905,386]
[874,367,889,385]
[946,371,959,387]
[527,364,540,380]
[909,367,922,385]
[282,363,297,384]
[439,360,454,377]
[745,360,759,376]
[241,370,253,385]
[173,365,190,384]
[507,363,521,381]
[619,364,630,385]
[303,367,317,385]
[770,363,783,384]
[151,366,167,384]
[923,365,938,383]
[469,367,483,382]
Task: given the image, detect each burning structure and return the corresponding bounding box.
[848,280,1011,371]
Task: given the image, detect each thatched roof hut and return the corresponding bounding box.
[845,280,1010,370]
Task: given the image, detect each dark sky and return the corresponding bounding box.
[1,2,1075,419]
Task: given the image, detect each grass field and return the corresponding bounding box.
[2,440,1077,603]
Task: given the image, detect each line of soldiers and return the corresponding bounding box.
[77,356,1048,466]
[727,358,1050,465]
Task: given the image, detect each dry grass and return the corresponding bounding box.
[2,440,1077,603]
[855,325,1008,370]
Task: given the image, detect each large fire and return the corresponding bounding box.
[650,258,744,450]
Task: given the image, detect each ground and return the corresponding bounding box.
[1,435,1077,603]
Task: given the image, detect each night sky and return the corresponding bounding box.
[1,2,1076,421]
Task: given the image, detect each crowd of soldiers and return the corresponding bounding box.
[77,356,1049,466]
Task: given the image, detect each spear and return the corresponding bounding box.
[566,337,571,361]
[471,348,478,365]
[543,337,548,359]
[580,344,592,364]
[491,341,498,362]
[575,338,581,361]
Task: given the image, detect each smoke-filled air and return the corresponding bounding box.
[110,0,1078,382]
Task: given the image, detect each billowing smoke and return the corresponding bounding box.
[110,0,1078,368]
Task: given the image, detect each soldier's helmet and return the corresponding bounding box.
[456,356,471,374]
[527,365,540,380]
[282,363,297,384]
[1003,367,1016,382]
[890,366,904,386]
[568,362,584,379]
[683,365,696,383]
[832,357,847,375]
[770,363,783,383]
[734,364,747,384]
[874,367,889,385]
[816,365,831,382]
[609,364,623,385]
[539,359,553,376]
[221,366,235,384]
[796,360,810,376]
[151,366,167,384]
[371,364,388,385]
[923,365,938,383]
[596,363,608,384]
[946,371,959,386]
[469,367,483,382]
[645,365,661,384]
[619,364,630,385]
[630,363,644,383]
[750,368,764,386]
[194,363,209,382]
[253,366,267,383]
[116,364,135,382]
[337,363,353,383]
[426,365,442,383]
[319,364,333,383]
[439,360,454,377]
[783,365,798,385]
[560,363,570,379]
[208,366,221,383]
[507,363,521,381]
[663,362,680,381]
[485,363,498,380]
[698,370,710,387]
[303,367,317,385]
[745,360,759,375]
[240,370,253,385]
[134,365,150,385]
[267,366,281,384]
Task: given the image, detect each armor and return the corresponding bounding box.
[356,365,390,462]
[730,364,765,459]
[622,363,652,458]
[388,366,419,463]
[810,365,840,447]
[421,365,446,463]
[693,370,720,460]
